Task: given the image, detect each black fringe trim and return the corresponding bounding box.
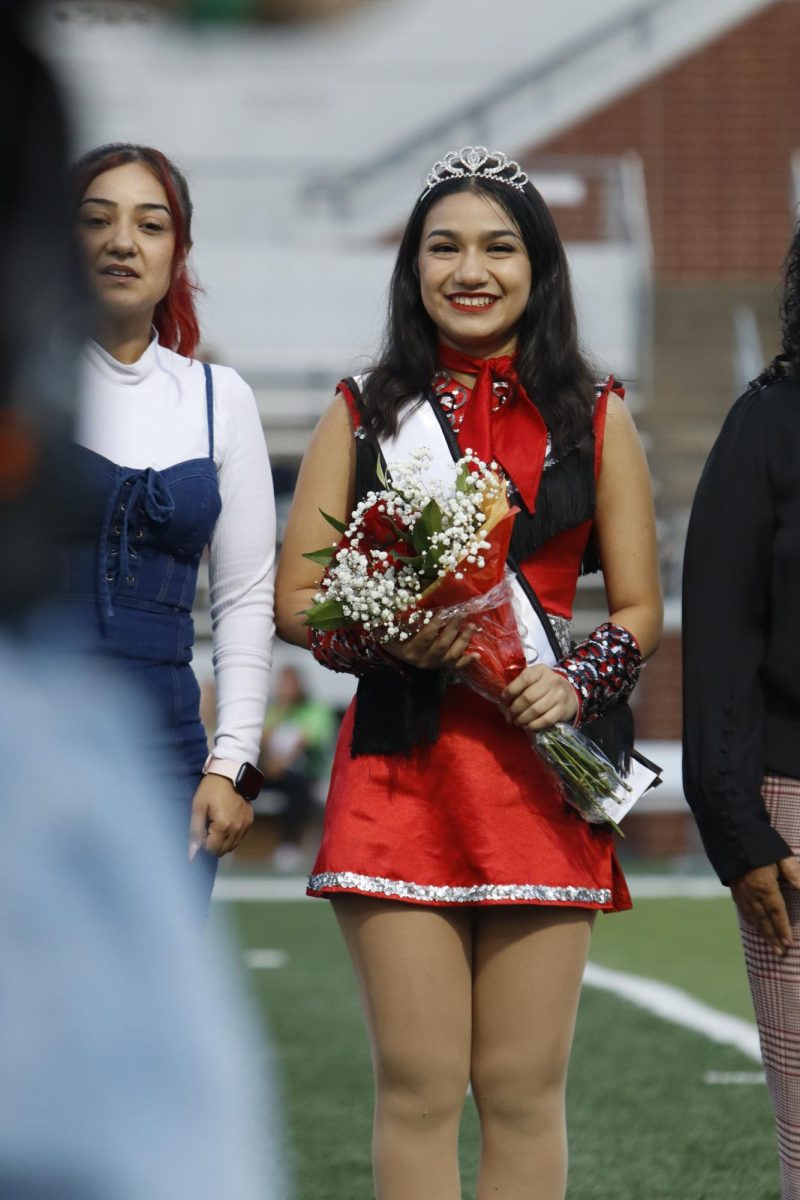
[581,700,634,775]
[508,445,596,563]
[350,402,443,759]
[580,527,602,576]
[351,666,441,757]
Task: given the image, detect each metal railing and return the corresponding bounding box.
[732,306,764,395]
[791,150,800,215]
[303,0,674,223]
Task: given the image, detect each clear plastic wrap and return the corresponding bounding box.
[434,574,631,832]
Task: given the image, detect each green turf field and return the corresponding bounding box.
[224,893,779,1200]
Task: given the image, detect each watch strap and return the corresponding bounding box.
[202,753,263,802]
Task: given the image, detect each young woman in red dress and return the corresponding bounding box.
[276,148,662,1200]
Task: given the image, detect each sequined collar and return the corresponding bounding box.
[432,371,555,467]
[431,370,513,433]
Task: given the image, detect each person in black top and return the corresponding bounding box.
[683,227,800,1200]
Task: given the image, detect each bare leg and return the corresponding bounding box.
[470,905,595,1200]
[333,897,473,1200]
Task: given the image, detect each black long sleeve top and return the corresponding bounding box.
[683,372,800,884]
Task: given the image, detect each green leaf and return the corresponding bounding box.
[319,509,347,535]
[305,614,355,631]
[376,457,388,487]
[302,547,336,567]
[304,597,345,624]
[455,463,470,493]
[411,498,442,553]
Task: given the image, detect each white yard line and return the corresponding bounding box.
[627,875,726,899]
[213,873,727,903]
[243,948,289,970]
[583,962,762,1062]
[215,876,309,902]
[217,874,763,1075]
[704,1070,765,1085]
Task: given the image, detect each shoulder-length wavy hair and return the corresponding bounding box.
[71,143,201,358]
[361,175,597,455]
[747,223,800,390]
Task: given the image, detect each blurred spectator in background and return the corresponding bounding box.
[146,0,364,22]
[261,664,335,870]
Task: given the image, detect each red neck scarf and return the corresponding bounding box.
[436,343,548,513]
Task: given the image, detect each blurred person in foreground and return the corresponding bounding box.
[0,638,287,1200]
[683,227,800,1200]
[1,9,286,1197]
[276,147,662,1200]
[57,143,276,903]
[261,664,335,870]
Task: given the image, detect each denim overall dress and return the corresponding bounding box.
[56,363,221,900]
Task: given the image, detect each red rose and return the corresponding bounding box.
[359,505,412,549]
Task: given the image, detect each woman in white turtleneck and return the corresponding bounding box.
[63,143,275,899]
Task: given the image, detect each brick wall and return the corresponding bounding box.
[531,0,800,281]
[632,630,682,740]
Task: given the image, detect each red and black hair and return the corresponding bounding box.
[72,143,201,358]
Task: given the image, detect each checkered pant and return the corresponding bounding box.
[739,774,800,1200]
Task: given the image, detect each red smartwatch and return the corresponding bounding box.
[202,754,264,802]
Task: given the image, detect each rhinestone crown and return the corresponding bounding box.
[420,146,529,199]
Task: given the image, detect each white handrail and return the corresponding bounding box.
[732,305,764,394]
[791,150,800,216]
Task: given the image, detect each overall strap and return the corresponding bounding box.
[202,362,215,460]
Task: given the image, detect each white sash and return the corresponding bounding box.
[375,391,558,669]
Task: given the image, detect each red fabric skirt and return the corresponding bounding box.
[308,684,631,912]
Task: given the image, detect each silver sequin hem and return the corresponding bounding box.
[307,871,611,906]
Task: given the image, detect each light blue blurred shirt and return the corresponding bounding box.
[0,634,286,1199]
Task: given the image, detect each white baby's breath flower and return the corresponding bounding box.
[309,451,505,643]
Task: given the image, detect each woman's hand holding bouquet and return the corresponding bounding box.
[303,449,630,831]
[383,613,477,672]
[502,665,580,730]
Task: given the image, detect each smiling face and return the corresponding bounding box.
[417,188,532,358]
[77,161,177,331]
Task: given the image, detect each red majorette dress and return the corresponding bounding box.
[307,372,632,912]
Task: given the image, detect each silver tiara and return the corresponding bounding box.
[420,147,529,199]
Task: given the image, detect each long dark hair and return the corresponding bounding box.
[71,143,201,358]
[361,175,597,456]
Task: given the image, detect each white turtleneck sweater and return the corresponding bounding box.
[78,337,276,766]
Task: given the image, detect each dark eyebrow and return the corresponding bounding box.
[79,198,172,216]
[425,227,521,242]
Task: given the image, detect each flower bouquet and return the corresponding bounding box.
[303,449,629,830]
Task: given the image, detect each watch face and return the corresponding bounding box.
[235,762,264,802]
